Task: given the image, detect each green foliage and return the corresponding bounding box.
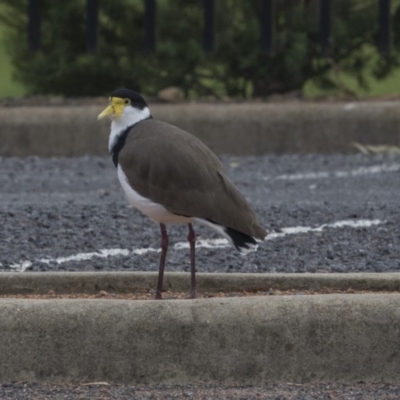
[0,0,400,97]
[0,0,146,96]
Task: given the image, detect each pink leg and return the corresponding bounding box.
[188,223,196,299]
[156,223,168,300]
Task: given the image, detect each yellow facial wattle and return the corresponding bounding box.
[98,97,128,120]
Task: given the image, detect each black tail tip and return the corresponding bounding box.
[224,227,258,255]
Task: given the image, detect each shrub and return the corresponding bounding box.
[0,0,399,97]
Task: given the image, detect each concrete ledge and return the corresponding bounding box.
[1,272,400,384]
[2,271,400,294]
[1,294,400,384]
[1,102,400,156]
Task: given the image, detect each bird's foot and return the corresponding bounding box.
[155,291,163,300]
[189,290,197,299]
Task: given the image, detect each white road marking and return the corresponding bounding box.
[48,248,131,264]
[9,250,131,273]
[263,163,400,181]
[266,219,382,240]
[344,103,357,111]
[133,248,158,255]
[9,261,33,273]
[173,238,232,250]
[7,219,383,272]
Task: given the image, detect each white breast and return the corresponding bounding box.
[117,166,193,225]
[108,106,151,153]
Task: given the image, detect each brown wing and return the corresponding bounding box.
[118,119,266,239]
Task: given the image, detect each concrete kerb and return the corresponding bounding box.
[1,101,400,157]
[2,271,400,294]
[1,272,400,384]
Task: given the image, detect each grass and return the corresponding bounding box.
[0,22,26,98]
[303,67,400,99]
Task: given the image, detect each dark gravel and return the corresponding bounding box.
[1,382,400,400]
[1,153,399,273]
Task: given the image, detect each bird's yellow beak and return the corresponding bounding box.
[97,97,125,120]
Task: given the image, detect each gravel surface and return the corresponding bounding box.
[1,153,399,273]
[1,382,400,399]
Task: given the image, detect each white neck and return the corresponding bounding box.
[108,106,151,152]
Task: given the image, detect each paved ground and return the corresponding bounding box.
[0,153,399,274]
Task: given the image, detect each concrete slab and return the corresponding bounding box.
[1,272,400,384]
[1,294,400,384]
[1,102,400,156]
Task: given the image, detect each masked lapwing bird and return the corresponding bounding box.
[98,89,267,299]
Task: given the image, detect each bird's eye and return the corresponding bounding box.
[124,98,131,106]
